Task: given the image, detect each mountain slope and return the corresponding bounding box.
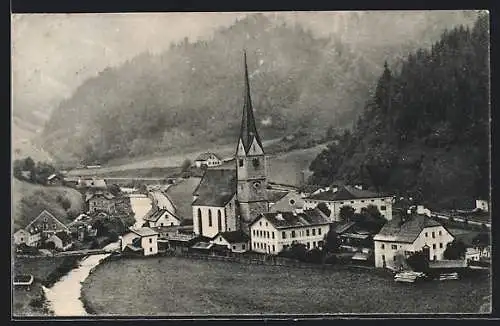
[309,14,490,209]
[39,12,480,164]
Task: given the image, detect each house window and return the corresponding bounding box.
[291,231,296,238]
[340,202,344,205]
[253,158,260,168]
[318,228,322,235]
[361,200,365,203]
[253,230,255,236]
[307,242,310,249]
[439,231,442,236]
[282,231,286,239]
[432,232,435,239]
[391,244,397,250]
[149,238,152,243]
[242,244,246,250]
[351,201,355,204]
[433,255,437,261]
[150,248,153,252]
[272,245,275,252]
[371,199,375,202]
[229,202,232,209]
[232,245,236,250]
[439,243,443,248]
[313,241,317,248]
[259,221,262,226]
[171,222,174,226]
[433,244,436,249]
[239,159,244,167]
[393,256,396,262]
[425,232,428,237]
[20,237,24,242]
[306,229,310,236]
[312,229,316,236]
[272,232,275,239]
[267,231,270,238]
[319,241,324,247]
[381,244,385,249]
[161,223,164,226]
[382,255,385,261]
[380,206,386,211]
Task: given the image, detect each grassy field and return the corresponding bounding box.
[81,257,491,315]
[12,179,85,231]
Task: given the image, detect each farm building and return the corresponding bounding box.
[194,152,222,168]
[120,227,159,256]
[211,230,250,253]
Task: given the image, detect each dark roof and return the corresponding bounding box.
[195,152,221,161]
[85,190,115,201]
[373,214,443,243]
[130,227,159,237]
[306,185,389,201]
[192,169,236,207]
[298,185,324,193]
[253,208,330,229]
[54,231,72,246]
[335,221,356,234]
[217,230,250,243]
[143,207,180,222]
[267,190,289,203]
[238,51,263,154]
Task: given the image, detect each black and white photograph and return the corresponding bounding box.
[11,10,491,317]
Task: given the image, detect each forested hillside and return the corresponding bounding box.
[309,14,490,209]
[38,13,478,164]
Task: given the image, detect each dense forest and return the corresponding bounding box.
[38,12,478,164]
[309,14,490,209]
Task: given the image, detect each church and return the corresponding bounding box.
[192,52,281,238]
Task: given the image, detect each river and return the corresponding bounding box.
[42,194,152,316]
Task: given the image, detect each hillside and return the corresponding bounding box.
[12,179,85,231]
[309,15,490,209]
[38,12,479,164]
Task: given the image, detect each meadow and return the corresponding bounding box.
[80,256,491,315]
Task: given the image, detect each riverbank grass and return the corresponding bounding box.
[81,256,491,315]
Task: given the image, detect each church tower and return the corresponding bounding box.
[236,51,269,233]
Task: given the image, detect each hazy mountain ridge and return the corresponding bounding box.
[37,12,479,164]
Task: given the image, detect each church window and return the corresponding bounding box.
[253,181,261,189]
[253,158,260,168]
[218,210,222,232]
[208,210,212,227]
[239,159,244,167]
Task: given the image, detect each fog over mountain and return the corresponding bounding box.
[11,11,480,163]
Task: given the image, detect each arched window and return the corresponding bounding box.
[208,210,213,227]
[197,208,203,235]
[217,210,222,232]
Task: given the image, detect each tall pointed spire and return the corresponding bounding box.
[239,50,263,154]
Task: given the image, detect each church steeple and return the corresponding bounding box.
[239,50,264,155]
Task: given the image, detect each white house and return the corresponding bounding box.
[303,185,394,222]
[47,231,73,251]
[143,207,181,228]
[192,169,239,238]
[475,199,489,212]
[194,152,222,168]
[211,230,250,253]
[13,228,42,247]
[249,208,331,255]
[120,227,159,256]
[373,214,455,268]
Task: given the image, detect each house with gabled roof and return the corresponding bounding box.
[303,185,394,222]
[13,228,41,248]
[86,191,116,214]
[120,227,159,256]
[194,152,222,168]
[373,214,455,268]
[143,206,181,228]
[47,231,73,251]
[249,208,331,255]
[24,210,69,238]
[211,230,250,253]
[192,169,239,238]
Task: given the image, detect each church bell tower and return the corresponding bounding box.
[236,51,269,233]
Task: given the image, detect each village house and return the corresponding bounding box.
[303,185,394,222]
[13,227,42,247]
[47,231,73,251]
[143,206,182,228]
[192,169,239,238]
[78,177,107,190]
[120,227,159,256]
[86,191,116,214]
[475,199,489,212]
[194,152,222,168]
[211,230,250,253]
[249,208,331,255]
[373,214,455,268]
[21,210,70,240]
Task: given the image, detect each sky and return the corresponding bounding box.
[11,11,476,122]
